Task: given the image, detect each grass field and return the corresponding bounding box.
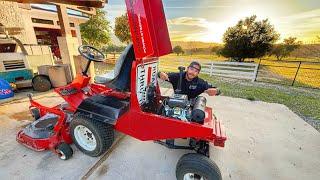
[254,59,320,88]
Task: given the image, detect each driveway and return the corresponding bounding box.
[0,89,319,180]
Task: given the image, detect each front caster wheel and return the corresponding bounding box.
[56,143,73,160]
[176,153,222,180]
[70,115,114,157]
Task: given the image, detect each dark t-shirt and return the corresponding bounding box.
[168,72,212,99]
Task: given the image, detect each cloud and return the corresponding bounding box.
[167,17,230,42]
[164,6,231,9]
[282,8,320,20]
[275,8,320,41]
[168,17,208,27]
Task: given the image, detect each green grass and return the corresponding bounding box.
[199,75,320,121]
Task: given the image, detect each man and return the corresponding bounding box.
[158,61,219,99]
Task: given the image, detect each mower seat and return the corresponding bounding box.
[95,44,135,91]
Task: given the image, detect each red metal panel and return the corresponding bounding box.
[143,0,172,57]
[126,0,172,60]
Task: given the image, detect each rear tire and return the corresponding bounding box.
[32,75,52,92]
[176,153,222,180]
[56,143,73,160]
[70,115,114,157]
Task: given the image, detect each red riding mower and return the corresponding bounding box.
[16,0,227,179]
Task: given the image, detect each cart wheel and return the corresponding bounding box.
[56,143,73,160]
[32,75,52,92]
[70,115,114,157]
[176,153,222,180]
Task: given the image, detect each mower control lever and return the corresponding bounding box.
[175,66,185,94]
[27,93,33,101]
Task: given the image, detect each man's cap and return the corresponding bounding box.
[188,61,201,71]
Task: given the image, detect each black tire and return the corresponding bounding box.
[176,153,222,180]
[32,75,52,92]
[56,143,73,160]
[70,115,114,157]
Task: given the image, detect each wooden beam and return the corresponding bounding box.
[56,4,71,36]
[2,0,107,8]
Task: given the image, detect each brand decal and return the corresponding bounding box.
[137,62,158,104]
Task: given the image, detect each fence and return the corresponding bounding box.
[159,58,320,89]
[256,59,320,89]
[205,61,258,82]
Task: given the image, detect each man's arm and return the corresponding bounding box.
[205,88,220,96]
[158,72,169,81]
[158,72,179,84]
[200,79,220,96]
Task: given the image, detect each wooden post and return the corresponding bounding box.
[253,59,262,82]
[292,61,302,86]
[56,4,71,37]
[210,62,214,77]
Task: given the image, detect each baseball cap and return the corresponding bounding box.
[188,61,201,71]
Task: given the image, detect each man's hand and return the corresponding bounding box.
[205,88,220,96]
[159,72,169,81]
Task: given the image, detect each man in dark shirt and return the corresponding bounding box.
[159,61,219,99]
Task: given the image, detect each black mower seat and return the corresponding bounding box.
[76,94,129,124]
[95,44,135,91]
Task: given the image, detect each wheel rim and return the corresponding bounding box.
[74,125,97,151]
[57,149,66,160]
[183,173,205,180]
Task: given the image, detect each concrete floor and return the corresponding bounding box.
[0,93,98,179]
[0,91,319,180]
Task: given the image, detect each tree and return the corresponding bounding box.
[102,44,126,54]
[80,9,111,48]
[102,44,126,59]
[269,37,302,60]
[114,14,131,44]
[172,45,184,56]
[211,46,222,56]
[220,15,280,62]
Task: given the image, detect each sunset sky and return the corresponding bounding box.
[105,0,320,43]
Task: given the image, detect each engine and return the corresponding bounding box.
[163,94,191,121]
[162,94,207,124]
